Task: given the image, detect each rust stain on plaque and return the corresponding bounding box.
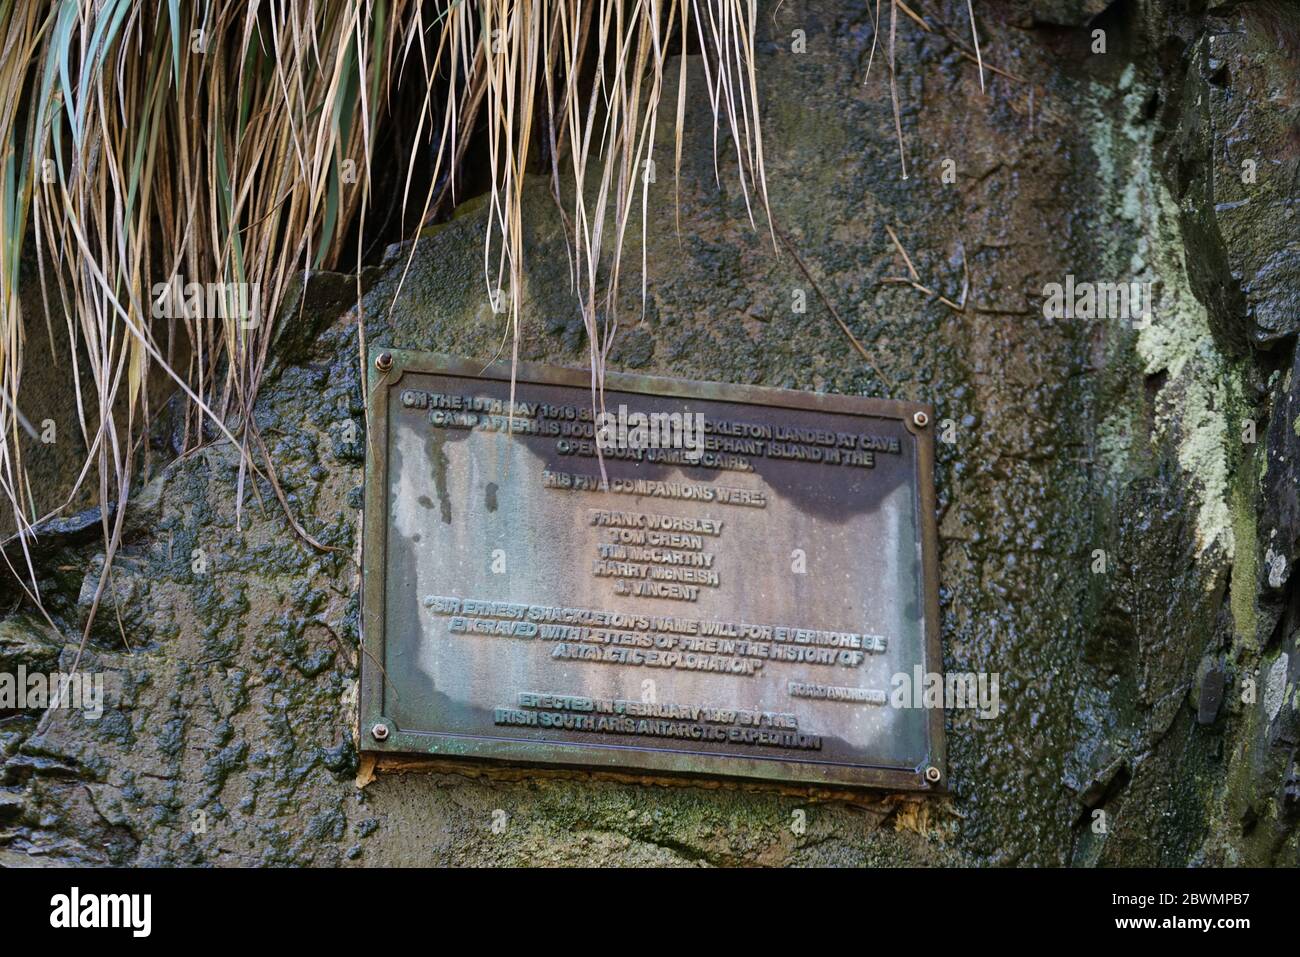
[360,350,944,791]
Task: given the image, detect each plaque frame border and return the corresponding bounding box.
[361,349,945,792]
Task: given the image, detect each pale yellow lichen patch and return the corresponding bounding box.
[1089,70,1238,561]
[1167,367,1235,558]
[1134,184,1237,560]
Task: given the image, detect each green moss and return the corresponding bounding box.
[1229,454,1259,648]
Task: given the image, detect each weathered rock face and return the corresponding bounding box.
[1,0,1297,866]
[1161,2,1300,353]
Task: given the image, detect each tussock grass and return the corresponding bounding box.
[389,1,771,432]
[0,2,771,622]
[1,1,400,632]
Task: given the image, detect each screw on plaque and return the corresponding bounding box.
[375,352,394,373]
[912,411,930,429]
[371,722,390,742]
[925,765,942,784]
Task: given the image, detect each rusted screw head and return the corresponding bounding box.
[370,722,390,742]
[375,352,394,373]
[912,411,930,429]
[925,765,942,784]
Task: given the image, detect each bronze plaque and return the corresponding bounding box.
[361,351,944,790]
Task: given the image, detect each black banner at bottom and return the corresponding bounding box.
[0,866,1273,945]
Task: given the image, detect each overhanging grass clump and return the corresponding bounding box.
[0,1,771,629]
